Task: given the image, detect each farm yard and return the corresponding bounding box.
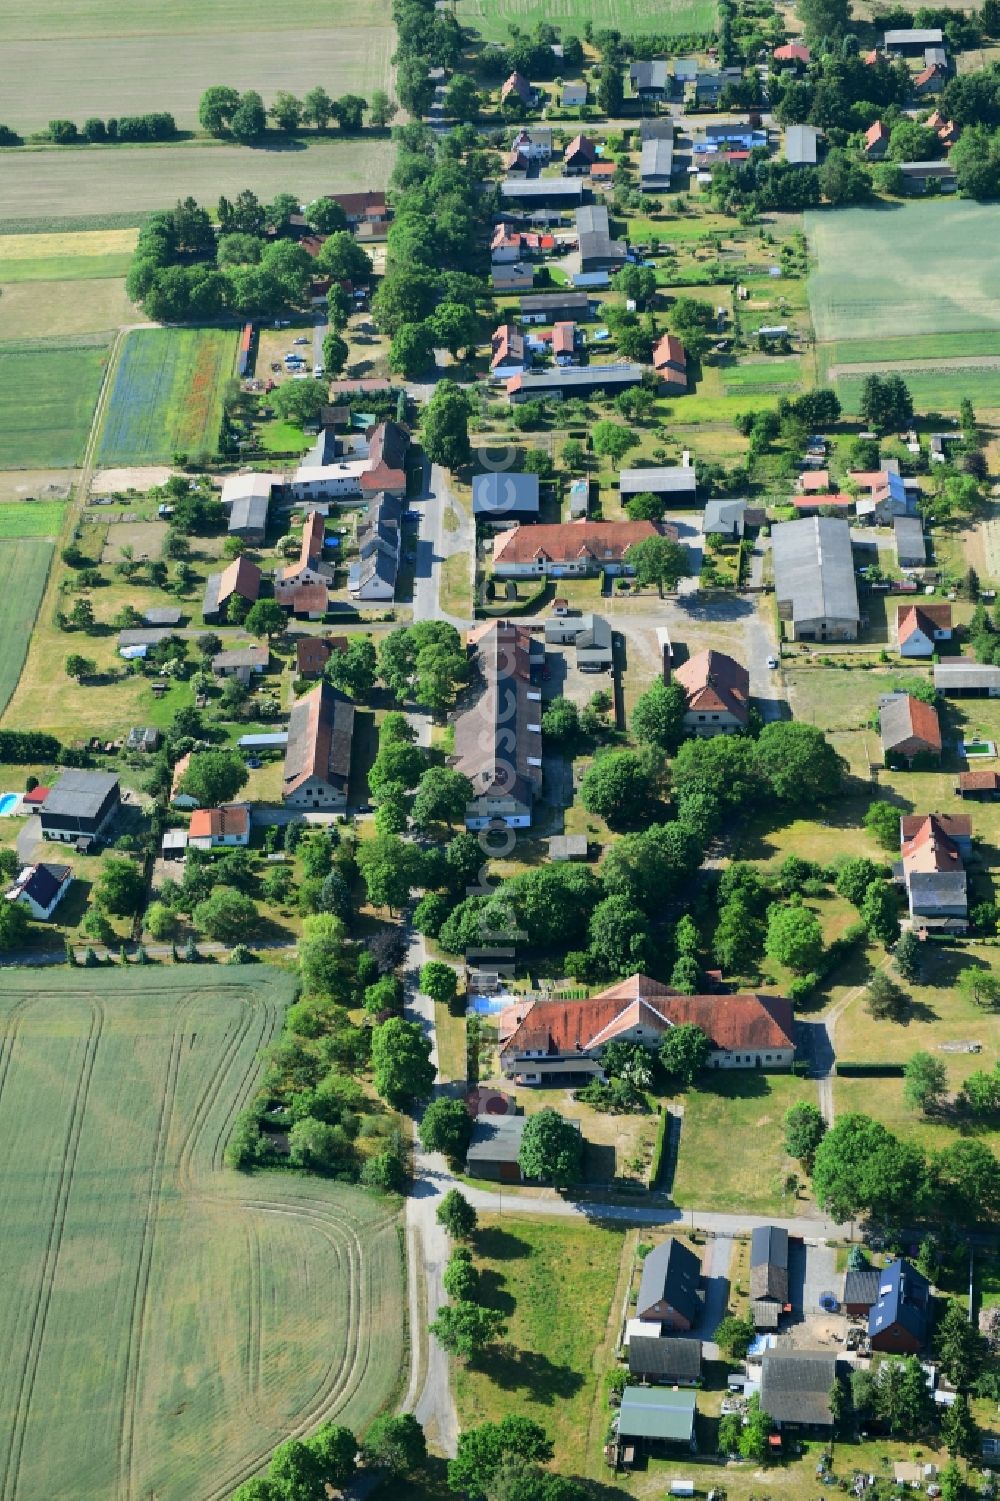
[0,0,394,132]
[455,0,717,40]
[0,335,111,468]
[0,140,397,223]
[97,327,236,465]
[0,539,54,715]
[0,968,405,1501]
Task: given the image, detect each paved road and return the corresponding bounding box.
[412,456,474,627]
[400,926,460,1458]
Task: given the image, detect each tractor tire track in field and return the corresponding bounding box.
[1,997,104,1501]
[0,998,36,1113]
[117,1025,184,1501]
[198,1201,373,1501]
[244,1222,264,1409]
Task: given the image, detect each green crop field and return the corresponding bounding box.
[457,0,716,39]
[0,501,65,537]
[0,968,404,1501]
[1,0,394,132]
[97,327,236,465]
[806,202,1000,343]
[0,140,396,223]
[0,335,111,468]
[0,539,53,715]
[820,330,1000,372]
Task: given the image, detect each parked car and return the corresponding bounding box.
[293,336,309,345]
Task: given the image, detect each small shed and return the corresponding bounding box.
[548,834,589,861]
[466,1115,527,1183]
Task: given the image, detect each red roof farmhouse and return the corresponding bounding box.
[492,519,677,578]
[498,974,795,1082]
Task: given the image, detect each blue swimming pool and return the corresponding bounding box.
[0,792,19,815]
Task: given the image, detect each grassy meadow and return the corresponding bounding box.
[97,327,236,464]
[0,539,54,715]
[0,334,111,467]
[1,0,394,132]
[0,968,404,1501]
[452,1216,624,1472]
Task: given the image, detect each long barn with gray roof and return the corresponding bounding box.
[772,517,859,641]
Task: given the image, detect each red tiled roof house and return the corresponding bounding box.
[674,649,750,736]
[498,974,796,1082]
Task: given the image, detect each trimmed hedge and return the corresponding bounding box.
[834,1061,906,1077]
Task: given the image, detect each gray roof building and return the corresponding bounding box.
[42,770,119,821]
[636,1238,701,1327]
[452,620,544,824]
[640,135,675,187]
[228,494,269,538]
[561,82,588,107]
[703,498,746,537]
[466,1114,526,1180]
[894,515,926,567]
[884,26,943,44]
[785,124,820,164]
[934,662,1000,694]
[628,1336,702,1384]
[548,834,589,860]
[576,203,627,269]
[118,628,173,649]
[641,116,676,139]
[143,606,182,626]
[519,291,592,321]
[751,1225,789,1304]
[630,60,671,93]
[761,1350,837,1428]
[772,517,860,640]
[508,364,645,399]
[472,471,541,519]
[500,178,586,206]
[844,1267,883,1309]
[619,466,697,500]
[212,645,268,675]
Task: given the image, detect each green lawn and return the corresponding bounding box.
[0,967,404,1501]
[0,334,110,467]
[453,1216,623,1471]
[672,1072,820,1215]
[722,358,803,394]
[96,327,236,465]
[0,538,53,715]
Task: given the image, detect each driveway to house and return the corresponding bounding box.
[701,1234,734,1358]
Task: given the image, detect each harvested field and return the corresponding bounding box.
[97,327,236,465]
[0,968,404,1501]
[0,278,136,340]
[807,202,1000,344]
[0,334,111,468]
[0,540,54,715]
[1,0,393,132]
[0,141,396,222]
[457,0,716,38]
[0,470,77,501]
